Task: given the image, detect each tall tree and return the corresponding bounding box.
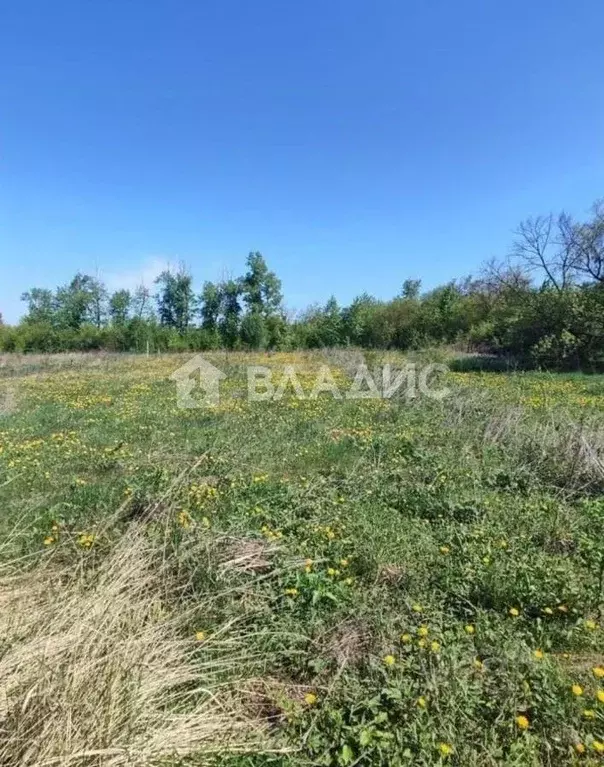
[155,266,195,332]
[199,281,221,331]
[568,200,604,283]
[512,214,576,293]
[54,273,103,330]
[21,288,55,325]
[241,252,283,317]
[132,285,152,319]
[109,289,132,325]
[219,279,242,348]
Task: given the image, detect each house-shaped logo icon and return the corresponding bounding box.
[169,355,226,408]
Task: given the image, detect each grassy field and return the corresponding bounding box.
[1,351,604,766]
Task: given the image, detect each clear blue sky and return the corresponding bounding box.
[1,0,603,323]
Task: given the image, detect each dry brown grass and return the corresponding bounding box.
[0,527,268,767]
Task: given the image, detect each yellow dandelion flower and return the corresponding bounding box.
[431,640,441,653]
[43,536,55,546]
[401,633,412,644]
[438,743,453,758]
[509,607,520,617]
[195,631,206,642]
[412,603,423,613]
[593,667,604,679]
[533,649,544,660]
[593,741,604,754]
[583,708,596,719]
[584,619,598,631]
[572,684,584,697]
[439,546,450,555]
[465,625,475,635]
[597,689,604,703]
[417,638,427,648]
[417,696,427,708]
[515,714,530,730]
[474,658,485,670]
[304,692,318,706]
[284,588,299,597]
[417,625,429,637]
[383,654,396,667]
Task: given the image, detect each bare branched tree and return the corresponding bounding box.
[512,214,576,292]
[480,257,531,296]
[568,200,604,283]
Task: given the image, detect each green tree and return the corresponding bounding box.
[219,279,242,348]
[155,267,195,332]
[109,290,131,326]
[21,288,56,325]
[199,281,221,331]
[241,252,283,317]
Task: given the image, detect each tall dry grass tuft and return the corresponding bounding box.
[0,527,267,766]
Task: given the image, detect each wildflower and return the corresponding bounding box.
[583,709,596,719]
[417,638,427,648]
[465,625,475,635]
[304,558,313,573]
[438,743,453,758]
[533,649,544,660]
[417,696,427,708]
[43,536,55,546]
[439,546,450,555]
[177,511,191,529]
[597,689,604,703]
[401,633,412,644]
[574,743,585,754]
[431,640,441,653]
[78,533,95,548]
[340,558,349,567]
[572,684,584,697]
[593,667,604,679]
[383,654,396,667]
[482,556,491,565]
[593,741,604,754]
[304,692,318,706]
[417,625,429,637]
[195,631,206,642]
[515,714,530,730]
[284,588,299,597]
[584,619,598,631]
[509,607,520,617]
[344,577,353,586]
[412,603,423,613]
[474,658,485,671]
[327,567,337,577]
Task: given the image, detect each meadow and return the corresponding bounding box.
[0,350,603,766]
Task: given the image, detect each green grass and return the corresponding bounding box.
[1,351,603,765]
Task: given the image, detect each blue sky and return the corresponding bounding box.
[1,0,603,323]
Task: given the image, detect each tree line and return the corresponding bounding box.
[1,201,603,371]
